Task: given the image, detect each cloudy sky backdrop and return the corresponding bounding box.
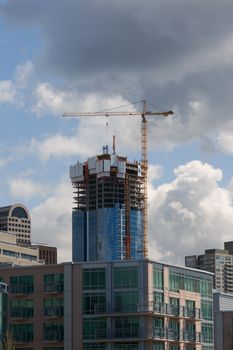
[0,0,233,263]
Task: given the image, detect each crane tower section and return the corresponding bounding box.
[70,148,144,262]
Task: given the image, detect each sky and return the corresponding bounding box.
[0,0,233,264]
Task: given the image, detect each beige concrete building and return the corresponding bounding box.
[0,260,214,350]
[0,231,41,266]
[0,204,31,246]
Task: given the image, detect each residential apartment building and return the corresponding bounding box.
[0,260,214,350]
[70,149,144,262]
[185,241,233,293]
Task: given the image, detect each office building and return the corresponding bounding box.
[0,282,8,342]
[0,204,57,266]
[213,291,233,349]
[0,259,213,350]
[70,148,144,262]
[0,204,31,246]
[35,244,57,265]
[185,241,233,293]
[0,230,41,266]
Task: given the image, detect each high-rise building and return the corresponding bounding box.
[0,204,31,246]
[185,241,233,293]
[70,148,144,262]
[0,204,57,266]
[0,259,214,350]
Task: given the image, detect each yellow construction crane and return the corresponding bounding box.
[63,100,173,259]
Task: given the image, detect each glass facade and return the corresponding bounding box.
[114,266,138,288]
[73,206,143,262]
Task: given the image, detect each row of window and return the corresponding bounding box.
[8,274,64,294]
[11,322,64,342]
[10,298,64,318]
[83,266,212,299]
[82,290,212,321]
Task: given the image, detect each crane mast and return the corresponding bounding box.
[63,100,173,259]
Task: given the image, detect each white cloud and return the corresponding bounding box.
[0,61,33,106]
[31,179,73,262]
[8,177,47,199]
[0,80,15,103]
[148,161,233,264]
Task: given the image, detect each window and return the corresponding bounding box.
[11,323,33,342]
[44,322,64,341]
[202,324,213,344]
[10,299,33,318]
[153,267,163,289]
[115,291,138,312]
[83,293,106,314]
[115,317,139,338]
[114,267,138,289]
[44,298,64,317]
[83,268,106,290]
[10,275,33,294]
[168,320,179,341]
[153,343,164,350]
[114,343,138,350]
[44,273,64,292]
[83,345,106,350]
[201,300,212,321]
[83,318,107,340]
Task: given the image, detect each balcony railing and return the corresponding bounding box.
[153,328,201,343]
[87,302,200,320]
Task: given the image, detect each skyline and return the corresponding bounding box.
[0,0,233,263]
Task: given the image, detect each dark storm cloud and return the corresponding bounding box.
[2,0,233,150]
[1,0,233,79]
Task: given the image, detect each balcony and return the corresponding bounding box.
[153,328,201,343]
[83,302,201,320]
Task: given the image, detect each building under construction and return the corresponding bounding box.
[70,146,144,262]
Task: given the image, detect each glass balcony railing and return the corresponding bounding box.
[153,328,201,343]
